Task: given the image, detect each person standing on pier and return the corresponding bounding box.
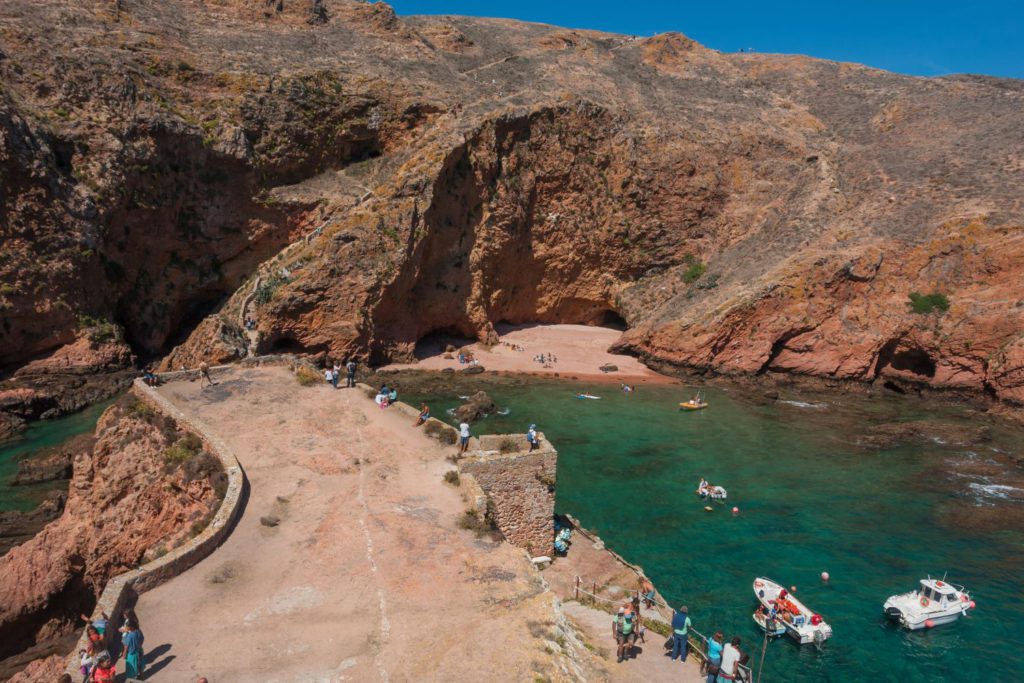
[527,424,539,451]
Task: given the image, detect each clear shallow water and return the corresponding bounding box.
[412,380,1024,682]
[0,401,112,512]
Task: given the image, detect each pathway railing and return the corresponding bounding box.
[572,575,753,681]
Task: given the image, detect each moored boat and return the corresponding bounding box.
[753,609,787,638]
[883,577,975,630]
[753,577,832,645]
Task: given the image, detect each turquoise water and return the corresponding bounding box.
[0,400,112,512]
[411,380,1024,682]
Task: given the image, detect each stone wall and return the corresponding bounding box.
[459,435,557,557]
[63,379,246,677]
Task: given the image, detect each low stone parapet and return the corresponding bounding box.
[64,379,247,676]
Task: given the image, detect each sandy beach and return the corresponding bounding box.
[388,324,675,384]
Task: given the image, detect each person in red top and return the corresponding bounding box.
[89,653,116,683]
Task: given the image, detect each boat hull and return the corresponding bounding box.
[753,577,832,645]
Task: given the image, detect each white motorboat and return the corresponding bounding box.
[883,577,975,630]
[753,577,832,645]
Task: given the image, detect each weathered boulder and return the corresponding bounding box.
[454,391,497,423]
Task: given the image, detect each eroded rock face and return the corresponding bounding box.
[0,1,1022,408]
[0,397,224,662]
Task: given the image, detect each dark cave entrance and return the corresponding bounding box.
[597,309,628,331]
[414,327,477,360]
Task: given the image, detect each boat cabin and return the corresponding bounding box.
[920,579,957,604]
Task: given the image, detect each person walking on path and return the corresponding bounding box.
[345,359,357,388]
[716,636,742,682]
[198,361,215,388]
[459,421,471,454]
[527,424,539,451]
[332,362,341,389]
[120,618,145,680]
[612,604,638,663]
[671,605,692,662]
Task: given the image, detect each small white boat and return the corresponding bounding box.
[697,483,727,500]
[883,577,975,630]
[575,393,601,400]
[753,609,787,638]
[753,577,832,645]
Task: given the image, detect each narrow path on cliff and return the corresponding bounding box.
[132,366,569,682]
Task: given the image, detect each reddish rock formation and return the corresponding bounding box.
[0,397,224,667]
[0,1,1021,409]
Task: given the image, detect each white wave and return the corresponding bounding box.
[967,483,1024,502]
[780,400,828,409]
[457,395,470,400]
[445,407,456,416]
[496,408,511,416]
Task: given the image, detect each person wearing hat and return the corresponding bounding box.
[527,424,539,451]
[671,605,693,662]
[612,602,638,663]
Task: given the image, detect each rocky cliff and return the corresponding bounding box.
[0,396,224,668]
[0,0,1021,410]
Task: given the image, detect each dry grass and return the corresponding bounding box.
[294,365,322,386]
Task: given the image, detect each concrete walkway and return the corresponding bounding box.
[562,602,705,683]
[134,366,579,682]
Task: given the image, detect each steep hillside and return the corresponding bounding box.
[1,0,1022,412]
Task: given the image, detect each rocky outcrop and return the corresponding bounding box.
[0,492,66,558]
[454,391,496,423]
[0,1,1021,409]
[0,396,225,665]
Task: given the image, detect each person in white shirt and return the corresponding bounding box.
[716,636,743,682]
[459,422,471,454]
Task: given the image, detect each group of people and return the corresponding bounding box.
[668,605,748,682]
[501,341,525,351]
[243,317,257,331]
[323,359,358,389]
[533,352,558,368]
[607,583,748,682]
[457,351,479,366]
[374,383,399,408]
[75,611,145,683]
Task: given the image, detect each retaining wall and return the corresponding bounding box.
[459,435,557,557]
[64,379,247,676]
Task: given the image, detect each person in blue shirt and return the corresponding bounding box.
[527,424,539,451]
[120,619,145,679]
[671,605,692,662]
[705,631,724,683]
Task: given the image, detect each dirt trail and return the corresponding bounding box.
[133,366,581,682]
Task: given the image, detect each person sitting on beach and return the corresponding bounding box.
[414,402,430,427]
[527,424,539,451]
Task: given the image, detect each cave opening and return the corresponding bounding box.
[414,327,476,360]
[597,309,628,331]
[889,348,936,378]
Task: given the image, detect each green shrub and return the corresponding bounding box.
[253,273,290,305]
[164,433,203,464]
[499,436,522,453]
[294,365,321,386]
[129,400,156,420]
[682,255,707,283]
[908,292,950,315]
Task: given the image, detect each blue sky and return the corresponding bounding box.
[389,1,1023,78]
